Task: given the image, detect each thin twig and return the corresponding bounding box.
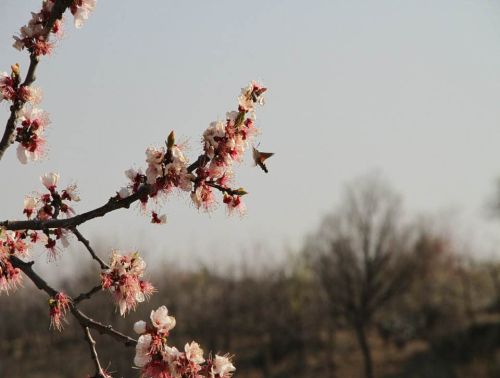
[9,255,137,347]
[83,326,109,378]
[71,307,137,347]
[73,284,102,304]
[206,181,247,196]
[71,227,109,269]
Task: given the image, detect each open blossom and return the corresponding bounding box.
[15,107,50,164]
[145,146,165,184]
[70,0,97,29]
[0,230,24,294]
[191,183,215,211]
[17,85,43,104]
[133,305,234,378]
[101,251,154,315]
[23,196,38,218]
[212,355,236,377]
[61,183,80,202]
[150,305,176,333]
[0,258,22,294]
[49,292,71,331]
[0,71,16,102]
[41,172,59,191]
[238,80,266,111]
[185,342,205,365]
[134,333,153,368]
[1,230,30,258]
[12,0,60,55]
[42,228,71,261]
[223,194,246,216]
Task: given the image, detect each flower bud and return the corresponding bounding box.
[233,188,248,196]
[134,320,147,335]
[167,130,175,149]
[10,63,20,78]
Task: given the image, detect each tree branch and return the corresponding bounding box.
[0,0,73,161]
[9,255,137,347]
[73,284,102,304]
[1,184,150,231]
[71,227,109,269]
[71,307,137,347]
[83,326,109,378]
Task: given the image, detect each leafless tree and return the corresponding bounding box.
[309,174,415,378]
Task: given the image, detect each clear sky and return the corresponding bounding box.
[1,0,500,268]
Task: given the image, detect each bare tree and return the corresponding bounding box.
[309,174,415,378]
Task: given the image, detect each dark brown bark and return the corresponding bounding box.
[354,321,374,378]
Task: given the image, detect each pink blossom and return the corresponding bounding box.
[185,341,205,364]
[101,251,154,315]
[191,184,215,211]
[23,196,38,219]
[145,146,165,184]
[238,80,267,112]
[17,85,43,104]
[61,183,80,202]
[41,172,59,191]
[134,333,152,368]
[212,355,236,377]
[223,194,246,216]
[0,72,16,102]
[16,107,50,164]
[70,0,97,29]
[150,305,176,333]
[49,292,71,331]
[1,230,30,258]
[0,257,22,294]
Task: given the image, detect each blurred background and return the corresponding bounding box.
[1,0,500,377]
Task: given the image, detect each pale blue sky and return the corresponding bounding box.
[1,0,500,267]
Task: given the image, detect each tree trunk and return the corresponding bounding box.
[354,322,374,378]
[325,322,337,378]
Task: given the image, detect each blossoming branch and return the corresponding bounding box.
[0,1,271,377]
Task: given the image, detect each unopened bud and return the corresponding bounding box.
[11,63,20,77]
[233,188,248,196]
[167,131,175,149]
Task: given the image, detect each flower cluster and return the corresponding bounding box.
[15,107,50,163]
[0,64,42,106]
[13,0,96,54]
[118,131,193,214]
[191,81,266,214]
[13,0,61,55]
[0,229,28,293]
[21,173,78,258]
[0,66,18,103]
[101,251,155,315]
[0,64,46,164]
[134,306,236,378]
[23,172,80,219]
[48,292,71,331]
